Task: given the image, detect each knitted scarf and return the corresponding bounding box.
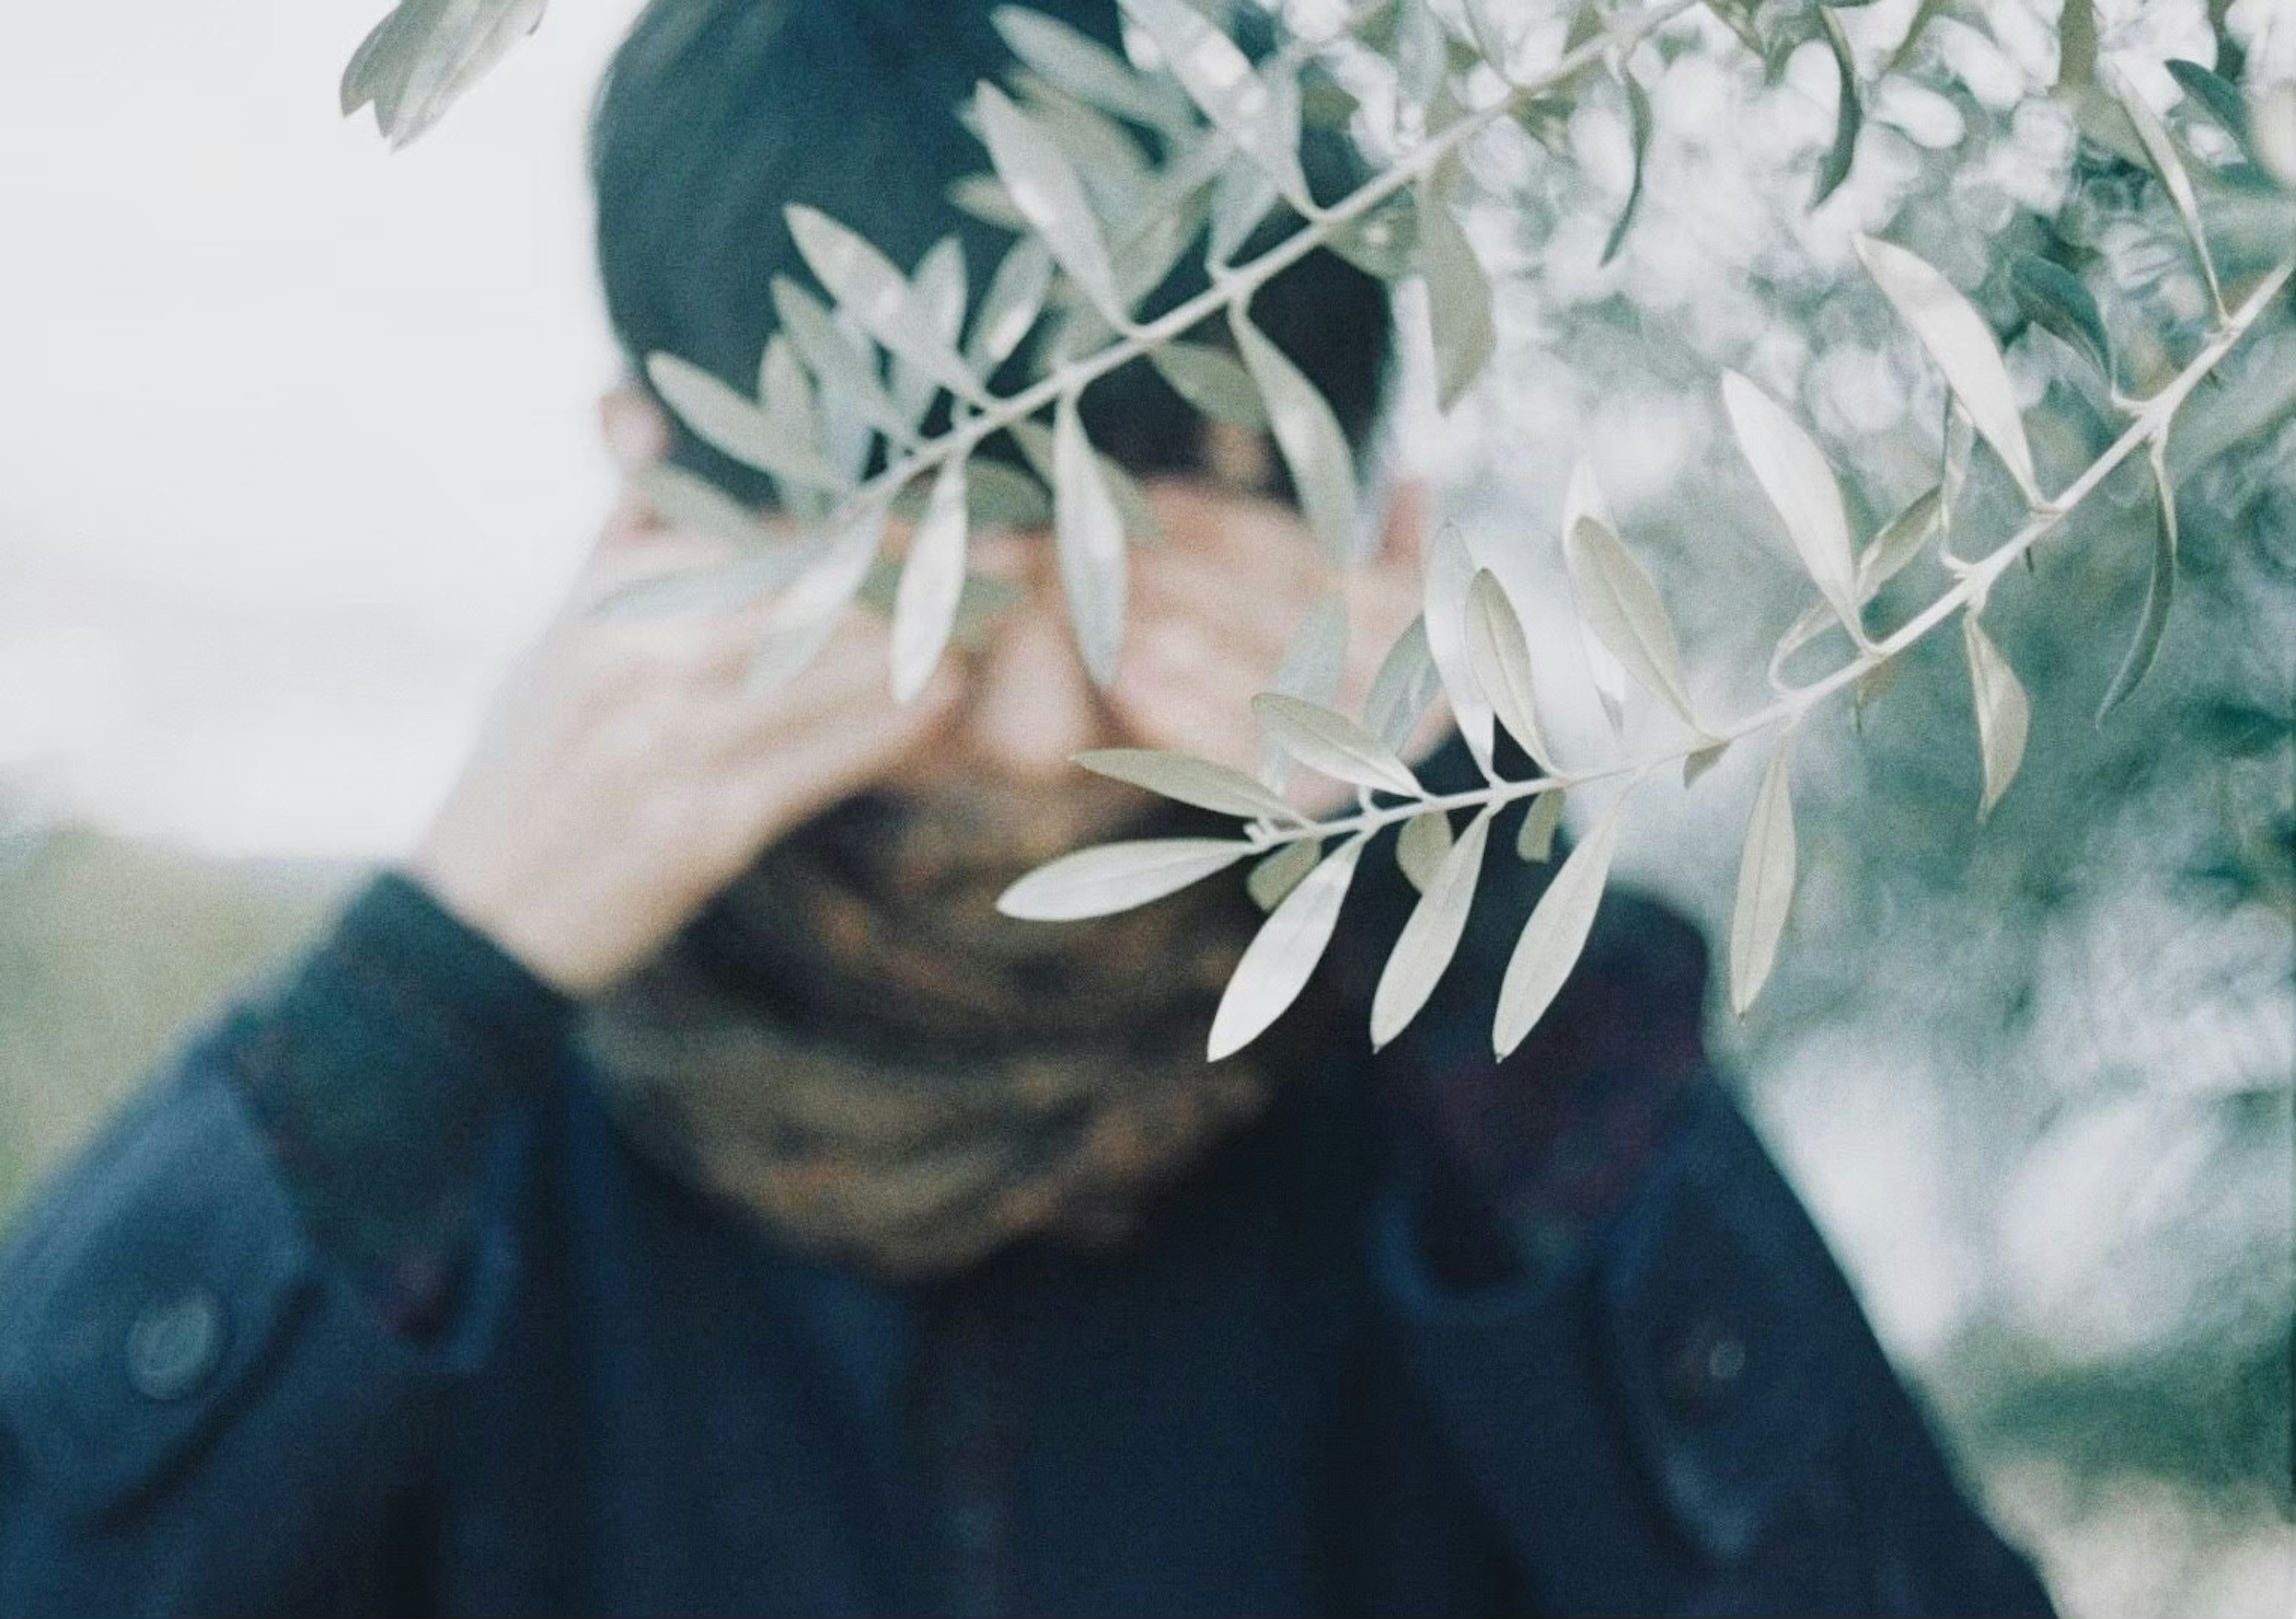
[581,779,1299,1279]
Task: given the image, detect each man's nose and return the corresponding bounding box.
[961,595,1107,781]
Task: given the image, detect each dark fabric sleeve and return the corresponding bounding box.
[0,872,558,1607]
[226,870,571,1332]
[1377,1082,2057,1618]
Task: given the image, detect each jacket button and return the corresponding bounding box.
[126,1288,227,1401]
[1663,1314,1747,1416]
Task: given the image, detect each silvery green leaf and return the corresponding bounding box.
[1247,838,1323,912]
[597,549,811,621]
[2165,60,2251,154]
[1372,807,1493,1049]
[975,81,1129,324]
[1856,485,1943,598]
[1418,184,1497,411]
[1396,806,1454,895]
[1604,72,1656,261]
[1364,617,1443,756]
[341,0,545,148]
[770,279,912,441]
[1728,735,1797,1016]
[747,497,890,694]
[1075,748,1299,822]
[912,236,970,348]
[1253,693,1424,798]
[1516,789,1566,862]
[1855,236,2042,503]
[1010,419,1164,542]
[1465,570,1555,773]
[1812,7,1864,207]
[787,206,979,403]
[1120,0,1310,204]
[758,337,818,455]
[1721,371,1862,631]
[1015,76,1156,219]
[2010,257,2114,386]
[1232,310,1360,564]
[1423,524,1496,772]
[964,460,1054,529]
[967,237,1054,372]
[950,173,1029,232]
[1963,613,2029,820]
[998,837,1251,921]
[1052,393,1129,685]
[1393,0,1449,109]
[1461,0,1515,77]
[1260,592,1348,789]
[1151,341,1270,430]
[1115,193,1210,308]
[2254,81,2296,190]
[1494,792,1626,1056]
[890,456,970,703]
[1563,514,1700,731]
[2098,436,2179,722]
[2056,0,2097,89]
[1208,833,1366,1060]
[1327,194,1419,281]
[2112,69,2223,310]
[1208,154,1282,267]
[1564,462,1630,734]
[993,5,1188,132]
[645,352,848,494]
[628,463,778,551]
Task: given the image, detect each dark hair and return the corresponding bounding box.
[588,0,1393,505]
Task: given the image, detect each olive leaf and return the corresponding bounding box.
[2112,68,2224,311]
[1209,154,1283,267]
[1120,0,1310,206]
[1812,7,1864,207]
[993,5,1187,132]
[787,206,980,405]
[597,549,814,622]
[1397,806,1455,894]
[1721,371,1862,634]
[1363,616,1443,756]
[1602,71,1655,261]
[1465,569,1556,773]
[628,463,780,552]
[341,0,545,148]
[1010,419,1164,542]
[975,81,1129,325]
[2097,435,2179,723]
[998,837,1253,921]
[2255,81,2296,190]
[1422,524,1498,774]
[1372,807,1495,1049]
[758,337,820,462]
[890,456,971,702]
[1494,791,1628,1056]
[1564,461,1631,734]
[1963,612,2030,820]
[2164,60,2252,158]
[1150,341,1270,430]
[1074,748,1299,823]
[1253,694,1424,798]
[969,237,1054,372]
[1563,512,1701,731]
[1854,236,2043,506]
[747,496,891,694]
[1774,485,1942,667]
[2056,0,2097,91]
[1729,734,1798,1016]
[1516,788,1566,862]
[771,279,914,442]
[1260,592,1348,790]
[1232,310,1360,564]
[1418,182,1498,411]
[1052,392,1129,685]
[1460,0,1516,80]
[645,352,849,495]
[2010,257,2114,388]
[1208,834,1368,1060]
[1247,838,1323,912]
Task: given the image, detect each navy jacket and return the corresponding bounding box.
[0,832,2054,1617]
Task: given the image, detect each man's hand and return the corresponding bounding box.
[1113,480,1428,814]
[410,500,961,995]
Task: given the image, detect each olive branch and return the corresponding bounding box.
[344,0,2296,1061]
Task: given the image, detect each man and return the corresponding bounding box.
[0,1,2056,1613]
